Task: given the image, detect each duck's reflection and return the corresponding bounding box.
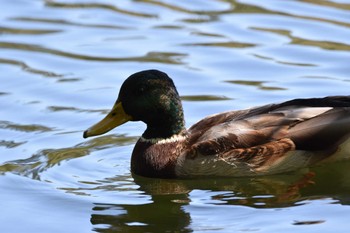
[91,178,192,232]
[90,161,350,232]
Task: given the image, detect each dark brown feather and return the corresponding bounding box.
[187,96,350,154]
[218,138,295,169]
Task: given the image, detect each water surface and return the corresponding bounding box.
[1,0,350,232]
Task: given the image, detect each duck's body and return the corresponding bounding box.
[84,70,350,178]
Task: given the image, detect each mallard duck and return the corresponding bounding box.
[83,70,350,178]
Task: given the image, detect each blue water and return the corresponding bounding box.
[1,0,350,232]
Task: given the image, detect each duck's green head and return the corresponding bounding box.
[83,70,185,139]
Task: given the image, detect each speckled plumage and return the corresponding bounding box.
[84,70,350,178]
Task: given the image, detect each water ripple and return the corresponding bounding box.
[0,26,61,35]
[0,42,187,63]
[0,57,64,77]
[0,120,54,133]
[253,27,350,51]
[11,17,131,29]
[44,0,157,18]
[0,135,137,179]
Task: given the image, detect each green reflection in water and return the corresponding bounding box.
[0,26,61,35]
[190,31,226,38]
[0,135,138,179]
[44,0,157,18]
[252,54,317,67]
[181,41,256,48]
[0,42,187,64]
[0,140,26,149]
[136,0,233,15]
[253,27,350,51]
[181,95,232,101]
[0,120,54,133]
[47,105,107,114]
[225,80,287,91]
[299,0,350,11]
[0,58,64,78]
[12,17,131,29]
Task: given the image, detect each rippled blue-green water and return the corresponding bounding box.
[1,0,350,232]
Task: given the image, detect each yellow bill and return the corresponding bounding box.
[83,101,132,138]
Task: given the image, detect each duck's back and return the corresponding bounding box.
[176,96,350,177]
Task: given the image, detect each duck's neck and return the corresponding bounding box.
[133,125,187,178]
[142,102,186,140]
[142,118,186,140]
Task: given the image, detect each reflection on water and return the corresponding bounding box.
[91,191,192,233]
[0,134,138,179]
[1,0,350,232]
[88,164,350,232]
[225,80,287,91]
[0,42,187,64]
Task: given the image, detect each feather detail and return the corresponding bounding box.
[218,138,295,170]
